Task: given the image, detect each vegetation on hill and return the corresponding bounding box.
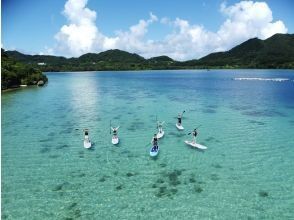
[4,34,294,72]
[186,34,294,68]
[1,49,48,90]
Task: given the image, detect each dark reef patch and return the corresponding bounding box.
[48,132,56,137]
[206,104,218,109]
[159,163,167,168]
[116,185,123,190]
[166,169,182,186]
[189,174,196,183]
[68,202,78,210]
[56,144,70,150]
[127,121,145,131]
[202,109,216,114]
[39,138,52,143]
[176,133,186,138]
[59,128,73,134]
[53,182,69,192]
[156,179,165,184]
[212,163,222,169]
[49,155,60,159]
[78,151,84,158]
[194,185,203,193]
[170,188,178,195]
[210,174,220,181]
[230,105,252,111]
[259,191,269,197]
[248,120,265,125]
[126,172,137,177]
[99,177,106,182]
[74,209,81,218]
[168,132,177,136]
[113,115,121,120]
[40,146,51,154]
[156,186,168,198]
[242,109,286,117]
[205,137,215,142]
[204,137,221,143]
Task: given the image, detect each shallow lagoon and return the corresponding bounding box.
[2,70,294,219]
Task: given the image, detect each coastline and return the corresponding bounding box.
[44,68,294,74]
[2,84,45,93]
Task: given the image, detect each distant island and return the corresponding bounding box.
[1,33,293,90]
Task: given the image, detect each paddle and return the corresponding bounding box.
[187,125,202,135]
[182,110,186,117]
[109,120,112,135]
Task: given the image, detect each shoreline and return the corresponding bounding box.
[2,85,42,93]
[44,68,294,74]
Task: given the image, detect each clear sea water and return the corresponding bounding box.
[2,70,294,219]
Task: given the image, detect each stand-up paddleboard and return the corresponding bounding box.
[112,136,119,145]
[83,129,92,149]
[157,130,164,139]
[84,139,92,149]
[150,146,159,157]
[156,120,165,139]
[184,140,207,150]
[110,124,120,145]
[176,123,184,130]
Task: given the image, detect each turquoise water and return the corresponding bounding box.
[2,70,294,219]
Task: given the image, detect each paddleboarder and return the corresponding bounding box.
[177,113,182,125]
[152,134,158,151]
[111,126,120,137]
[157,121,164,134]
[192,129,198,143]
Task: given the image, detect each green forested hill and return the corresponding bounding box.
[190,34,294,68]
[1,49,48,90]
[4,33,294,71]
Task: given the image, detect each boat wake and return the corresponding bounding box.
[233,77,291,82]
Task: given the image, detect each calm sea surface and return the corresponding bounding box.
[2,70,294,219]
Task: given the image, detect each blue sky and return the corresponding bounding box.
[2,0,294,60]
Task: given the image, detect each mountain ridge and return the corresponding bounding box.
[3,33,294,70]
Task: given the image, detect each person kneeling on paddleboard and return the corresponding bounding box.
[152,134,158,151]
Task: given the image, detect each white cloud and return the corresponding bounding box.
[218,1,287,49]
[48,0,288,60]
[54,0,98,56]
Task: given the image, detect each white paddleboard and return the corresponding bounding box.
[150,146,159,157]
[176,123,184,130]
[84,140,92,149]
[157,130,164,139]
[184,140,207,150]
[112,136,119,145]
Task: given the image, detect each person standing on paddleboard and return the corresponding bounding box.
[152,134,158,151]
[111,126,120,137]
[177,113,182,125]
[192,129,198,143]
[157,121,164,133]
[84,129,90,143]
